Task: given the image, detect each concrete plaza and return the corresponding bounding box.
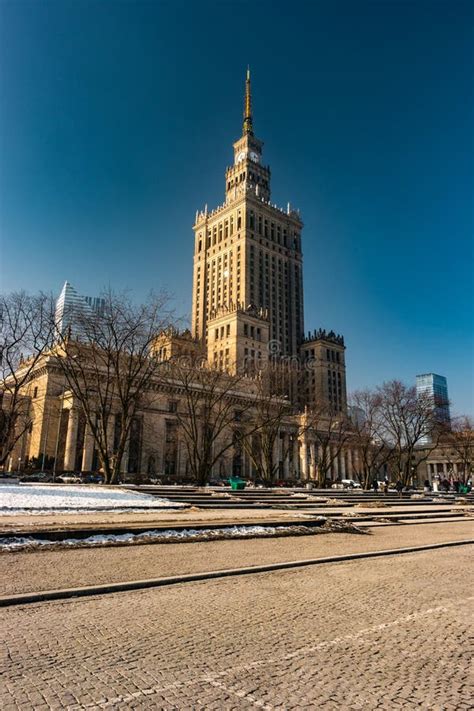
[1,524,473,710]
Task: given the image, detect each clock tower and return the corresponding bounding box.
[192,69,304,366]
[225,69,270,203]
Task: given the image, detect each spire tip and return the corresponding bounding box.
[243,67,253,136]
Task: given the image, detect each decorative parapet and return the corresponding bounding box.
[194,184,301,227]
[155,326,197,342]
[302,328,345,347]
[208,302,269,323]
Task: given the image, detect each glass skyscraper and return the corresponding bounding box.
[55,281,105,339]
[416,373,451,425]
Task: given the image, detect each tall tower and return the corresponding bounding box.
[192,70,304,366]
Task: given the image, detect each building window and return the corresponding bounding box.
[33,386,38,399]
[168,400,178,413]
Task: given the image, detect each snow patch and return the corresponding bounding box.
[0,484,185,514]
[0,524,320,551]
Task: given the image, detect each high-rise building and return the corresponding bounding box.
[55,281,105,338]
[416,373,451,425]
[190,70,347,411]
[192,69,304,363]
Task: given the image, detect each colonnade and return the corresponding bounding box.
[62,408,129,473]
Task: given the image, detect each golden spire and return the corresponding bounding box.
[243,66,253,135]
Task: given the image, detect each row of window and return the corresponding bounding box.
[327,348,342,363]
[196,212,301,254]
[247,211,300,250]
[215,324,231,340]
[243,323,262,340]
[196,212,243,252]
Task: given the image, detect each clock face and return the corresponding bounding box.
[249,151,260,163]
[236,150,246,163]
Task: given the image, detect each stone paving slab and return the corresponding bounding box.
[1,521,472,597]
[1,547,473,709]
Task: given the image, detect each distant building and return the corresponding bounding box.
[416,372,450,446]
[348,405,366,429]
[416,373,451,425]
[55,281,105,338]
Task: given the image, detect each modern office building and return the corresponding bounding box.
[55,281,105,338]
[416,373,451,425]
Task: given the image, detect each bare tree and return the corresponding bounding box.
[0,292,54,467]
[54,289,174,483]
[303,405,352,487]
[376,380,446,486]
[348,389,393,488]
[237,365,294,486]
[165,358,264,486]
[446,416,474,483]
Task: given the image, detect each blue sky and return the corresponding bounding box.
[1,0,473,414]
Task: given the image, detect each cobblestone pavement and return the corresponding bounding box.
[2,546,473,710]
[1,521,473,596]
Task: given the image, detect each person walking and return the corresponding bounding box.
[372,478,379,493]
[395,479,403,498]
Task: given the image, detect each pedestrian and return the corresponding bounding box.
[383,477,389,495]
[423,479,431,494]
[395,479,403,498]
[372,478,379,493]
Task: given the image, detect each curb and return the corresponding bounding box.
[1,539,472,609]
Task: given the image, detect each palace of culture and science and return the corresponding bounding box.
[9,71,353,482]
[190,70,347,413]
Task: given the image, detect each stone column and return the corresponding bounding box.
[81,424,94,472]
[283,434,290,479]
[273,436,280,480]
[63,409,78,471]
[353,449,359,478]
[346,449,352,477]
[300,440,308,479]
[332,447,339,479]
[309,442,316,480]
[340,451,346,477]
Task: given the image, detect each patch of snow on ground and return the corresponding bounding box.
[0,484,185,513]
[0,524,324,551]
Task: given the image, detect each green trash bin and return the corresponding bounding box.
[229,477,246,491]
